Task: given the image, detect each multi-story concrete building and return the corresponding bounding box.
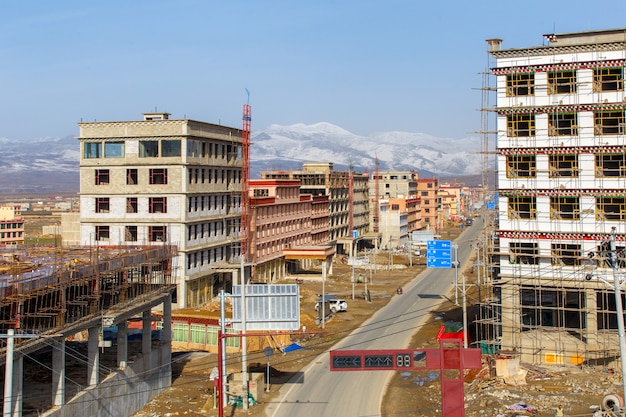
[379,199,409,250]
[248,178,314,282]
[484,28,626,363]
[371,170,418,199]
[417,178,440,232]
[262,162,370,254]
[77,112,243,308]
[0,205,24,245]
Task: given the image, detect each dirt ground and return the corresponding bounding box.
[133,225,624,417]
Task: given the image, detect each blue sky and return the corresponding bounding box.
[2,1,626,141]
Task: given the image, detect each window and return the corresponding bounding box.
[126,197,138,213]
[508,196,536,219]
[139,140,159,157]
[550,196,580,220]
[125,226,138,242]
[391,204,400,210]
[506,155,536,178]
[254,189,269,197]
[509,242,539,265]
[594,111,624,135]
[506,72,534,96]
[551,243,581,266]
[96,225,109,241]
[595,154,626,177]
[162,140,181,157]
[149,197,167,213]
[594,67,623,92]
[507,114,535,137]
[95,169,110,185]
[522,287,584,330]
[149,168,168,185]
[149,226,167,242]
[549,113,578,136]
[548,70,576,94]
[84,142,101,159]
[127,169,138,185]
[549,154,579,177]
[104,142,124,158]
[596,196,626,221]
[95,197,110,213]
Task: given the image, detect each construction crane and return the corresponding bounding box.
[241,91,251,261]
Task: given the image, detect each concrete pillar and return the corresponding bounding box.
[585,288,599,348]
[12,354,23,416]
[52,336,65,406]
[143,310,152,354]
[163,294,172,344]
[88,326,100,386]
[500,283,520,352]
[117,321,128,369]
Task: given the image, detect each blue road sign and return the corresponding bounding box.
[426,240,452,269]
[427,258,452,268]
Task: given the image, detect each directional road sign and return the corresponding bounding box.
[426,240,452,268]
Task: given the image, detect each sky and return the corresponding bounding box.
[2,1,626,141]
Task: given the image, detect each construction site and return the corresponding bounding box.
[0,243,178,416]
[468,28,626,371]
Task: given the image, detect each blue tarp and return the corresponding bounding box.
[283,343,303,353]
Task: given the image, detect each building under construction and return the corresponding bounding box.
[0,243,177,416]
[475,28,626,365]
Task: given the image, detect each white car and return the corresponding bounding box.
[315,299,348,313]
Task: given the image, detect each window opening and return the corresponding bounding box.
[549,113,578,136]
[95,169,110,185]
[594,111,624,135]
[549,154,579,177]
[139,140,159,157]
[548,70,576,94]
[96,197,110,213]
[149,197,167,213]
[550,196,580,220]
[126,197,138,213]
[506,72,535,96]
[149,168,168,184]
[125,226,138,242]
[507,114,535,137]
[127,169,138,185]
[508,196,536,219]
[594,67,624,92]
[506,155,536,178]
[509,242,539,265]
[596,196,626,221]
[595,154,626,177]
[551,243,581,266]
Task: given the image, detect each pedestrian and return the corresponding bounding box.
[554,404,564,417]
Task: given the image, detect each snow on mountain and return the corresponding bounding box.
[251,122,482,176]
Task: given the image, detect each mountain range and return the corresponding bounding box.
[0,122,484,195]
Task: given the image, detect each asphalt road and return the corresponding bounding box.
[265,219,484,417]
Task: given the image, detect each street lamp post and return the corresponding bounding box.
[588,228,626,408]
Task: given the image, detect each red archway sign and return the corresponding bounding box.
[330,339,482,417]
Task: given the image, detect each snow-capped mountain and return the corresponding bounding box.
[252,122,482,177]
[0,123,483,194]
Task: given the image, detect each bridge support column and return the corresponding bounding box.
[52,336,65,406]
[88,326,100,386]
[117,322,128,369]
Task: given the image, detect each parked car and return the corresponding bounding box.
[465,218,473,226]
[315,298,348,313]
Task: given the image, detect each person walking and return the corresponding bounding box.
[554,404,564,417]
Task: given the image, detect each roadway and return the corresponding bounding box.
[266,218,484,417]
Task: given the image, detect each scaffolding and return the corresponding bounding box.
[473,30,626,365]
[0,244,177,345]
